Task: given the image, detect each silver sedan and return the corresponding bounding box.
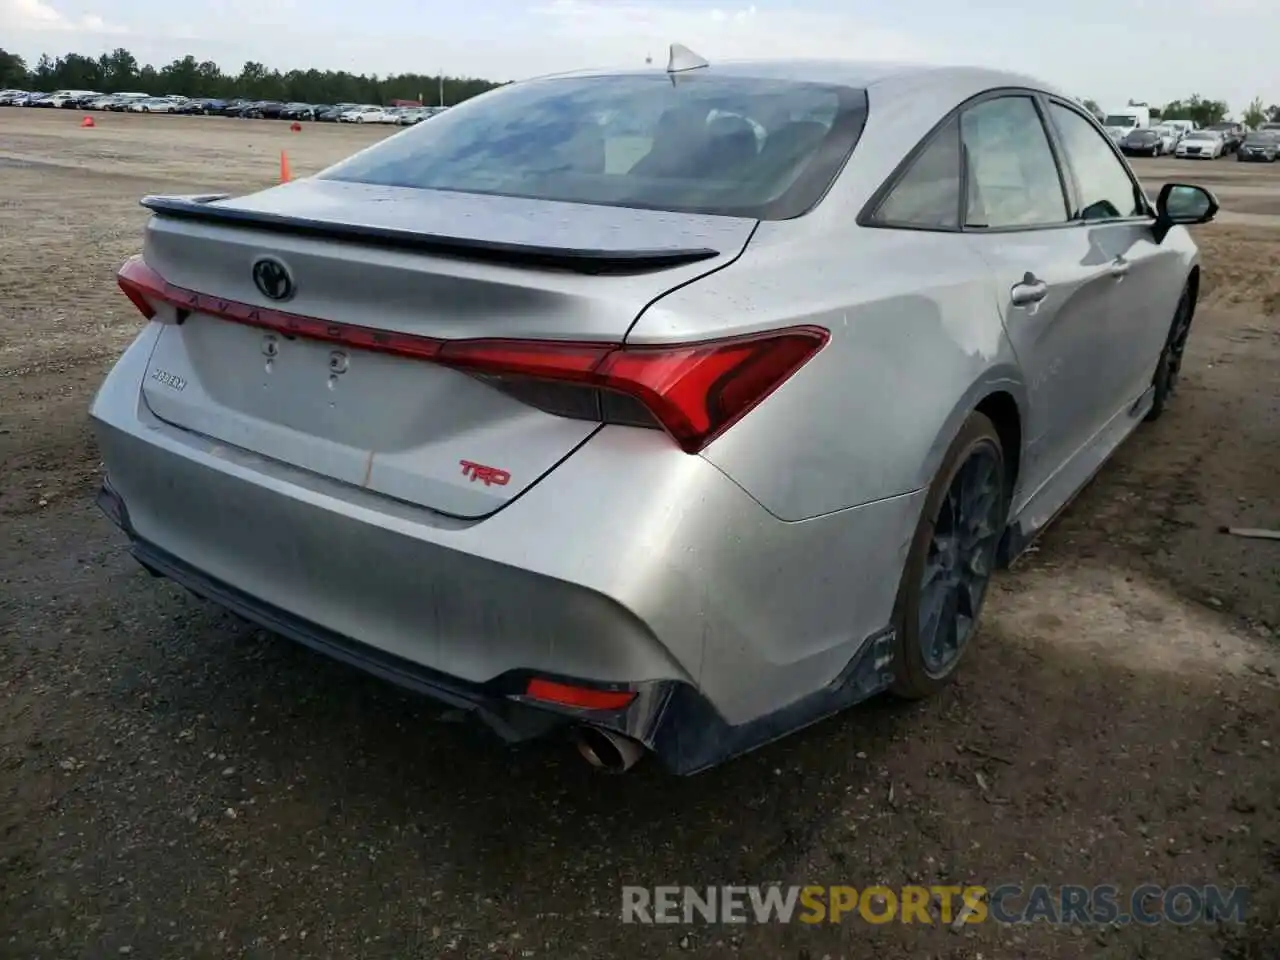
[92,55,1217,774]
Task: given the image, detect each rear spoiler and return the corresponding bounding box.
[139,194,721,276]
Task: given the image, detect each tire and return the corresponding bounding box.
[1145,283,1195,422]
[890,412,1009,700]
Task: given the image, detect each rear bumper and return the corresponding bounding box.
[91,325,922,772]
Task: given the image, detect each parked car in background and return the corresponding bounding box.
[1237,130,1280,162]
[173,98,222,115]
[317,103,359,121]
[280,102,323,121]
[1120,127,1166,156]
[1175,129,1225,159]
[1150,124,1181,152]
[250,101,287,119]
[1164,119,1196,140]
[1204,122,1243,154]
[228,100,285,118]
[49,89,99,107]
[129,97,180,113]
[395,107,431,125]
[0,89,30,105]
[104,93,150,111]
[96,58,1219,774]
[338,105,393,123]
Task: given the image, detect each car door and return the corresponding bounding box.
[956,93,1128,495]
[1042,98,1185,415]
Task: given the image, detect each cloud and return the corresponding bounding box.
[528,0,936,72]
[2,0,125,34]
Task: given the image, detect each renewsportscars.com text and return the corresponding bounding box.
[621,884,1249,926]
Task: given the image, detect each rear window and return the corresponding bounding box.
[320,73,868,220]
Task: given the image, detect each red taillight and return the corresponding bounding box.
[116,256,829,453]
[524,678,636,711]
[117,257,161,319]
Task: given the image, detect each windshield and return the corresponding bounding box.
[1128,130,1156,138]
[1105,115,1138,126]
[1245,132,1279,143]
[321,73,868,220]
[1186,132,1216,141]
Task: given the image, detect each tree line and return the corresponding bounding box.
[0,47,499,107]
[1081,95,1280,129]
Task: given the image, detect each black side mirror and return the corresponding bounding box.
[1153,183,1219,243]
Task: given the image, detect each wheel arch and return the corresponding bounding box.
[1186,264,1201,318]
[920,371,1028,503]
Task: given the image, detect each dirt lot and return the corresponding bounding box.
[2,110,1279,960]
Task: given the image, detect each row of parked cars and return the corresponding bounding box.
[0,89,445,126]
[1116,119,1280,162]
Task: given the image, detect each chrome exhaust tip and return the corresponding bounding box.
[574,726,646,773]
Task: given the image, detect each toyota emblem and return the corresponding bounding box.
[252,257,294,301]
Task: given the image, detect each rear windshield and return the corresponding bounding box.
[320,73,868,220]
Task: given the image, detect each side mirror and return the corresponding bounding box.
[1153,183,1219,242]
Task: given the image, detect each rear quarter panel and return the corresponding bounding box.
[630,221,1022,521]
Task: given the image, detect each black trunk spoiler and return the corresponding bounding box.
[140,194,721,276]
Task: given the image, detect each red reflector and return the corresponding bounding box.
[115,256,829,453]
[525,678,636,711]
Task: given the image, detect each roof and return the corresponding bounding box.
[527,58,1066,100]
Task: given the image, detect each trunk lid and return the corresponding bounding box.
[137,180,756,518]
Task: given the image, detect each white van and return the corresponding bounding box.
[1102,105,1151,141]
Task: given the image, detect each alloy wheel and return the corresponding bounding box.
[917,443,1004,678]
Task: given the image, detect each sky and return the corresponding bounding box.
[3,0,1278,114]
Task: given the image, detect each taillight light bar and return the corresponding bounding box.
[117,256,829,454]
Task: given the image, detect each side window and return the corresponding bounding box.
[959,96,1068,229]
[871,116,961,229]
[1047,103,1144,221]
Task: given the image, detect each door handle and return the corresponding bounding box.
[1010,274,1048,306]
[1109,257,1130,279]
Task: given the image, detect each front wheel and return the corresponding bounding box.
[1146,284,1195,422]
[891,412,1009,699]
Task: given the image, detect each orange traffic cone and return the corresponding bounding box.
[290,121,302,133]
[279,150,292,183]
[80,116,95,128]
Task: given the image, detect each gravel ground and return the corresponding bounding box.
[2,110,1279,960]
